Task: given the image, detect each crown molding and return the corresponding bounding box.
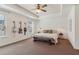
[0,4,38,20]
[16,4,39,18]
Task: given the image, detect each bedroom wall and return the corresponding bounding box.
[0,8,37,46]
[67,5,79,49]
[67,5,75,48]
[0,11,28,46]
[37,15,68,39]
[75,5,79,49]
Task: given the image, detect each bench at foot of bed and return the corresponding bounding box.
[33,36,56,45]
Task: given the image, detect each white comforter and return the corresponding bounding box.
[34,33,58,44]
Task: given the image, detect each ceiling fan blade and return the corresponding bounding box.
[41,9,47,12]
[42,4,47,8]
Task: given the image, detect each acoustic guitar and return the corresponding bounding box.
[18,21,22,34]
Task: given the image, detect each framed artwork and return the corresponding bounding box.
[24,23,27,35]
[12,21,16,33]
[18,21,22,34]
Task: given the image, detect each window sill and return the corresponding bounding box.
[0,36,7,38]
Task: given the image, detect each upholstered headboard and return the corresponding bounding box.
[37,28,58,34]
[43,29,57,33]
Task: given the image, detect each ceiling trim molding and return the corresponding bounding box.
[16,4,39,18]
[0,4,38,20]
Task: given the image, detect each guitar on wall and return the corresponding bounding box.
[12,21,16,33]
[24,23,27,35]
[18,21,22,34]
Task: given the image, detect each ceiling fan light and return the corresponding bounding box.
[36,9,41,13]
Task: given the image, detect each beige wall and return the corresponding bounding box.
[68,5,79,49]
[0,11,31,46]
[75,5,79,49]
[37,15,68,39]
[67,5,75,48]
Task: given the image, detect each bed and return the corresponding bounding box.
[33,29,58,45]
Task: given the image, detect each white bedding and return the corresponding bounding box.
[34,33,58,44]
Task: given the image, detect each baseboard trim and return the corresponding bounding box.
[67,39,79,50]
[0,37,32,48]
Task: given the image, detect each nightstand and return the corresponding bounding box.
[58,33,64,39]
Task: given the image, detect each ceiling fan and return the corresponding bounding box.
[32,4,47,14]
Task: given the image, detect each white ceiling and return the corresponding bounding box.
[19,4,60,17]
[0,4,72,18]
[18,4,72,18]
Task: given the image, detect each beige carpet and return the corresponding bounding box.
[0,38,79,55]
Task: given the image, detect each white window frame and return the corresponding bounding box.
[0,14,7,37]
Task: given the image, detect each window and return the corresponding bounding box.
[0,15,6,36]
[28,20,32,34]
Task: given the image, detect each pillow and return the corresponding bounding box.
[43,30,49,33]
[48,30,53,33]
[43,29,53,33]
[52,30,57,33]
[43,29,57,34]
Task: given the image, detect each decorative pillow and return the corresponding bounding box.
[53,30,57,33]
[48,30,53,33]
[43,29,53,33]
[43,30,49,33]
[43,29,57,34]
